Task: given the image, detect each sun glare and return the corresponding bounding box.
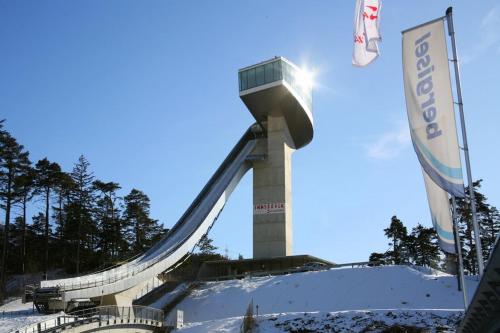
[296,65,317,90]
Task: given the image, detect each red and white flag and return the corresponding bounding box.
[352,0,382,66]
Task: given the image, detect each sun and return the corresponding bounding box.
[295,65,317,90]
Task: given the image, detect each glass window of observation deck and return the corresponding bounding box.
[265,63,274,83]
[240,70,247,91]
[239,59,312,110]
[273,61,282,81]
[247,68,256,89]
[256,65,265,86]
[239,59,283,92]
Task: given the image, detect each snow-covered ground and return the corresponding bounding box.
[163,265,478,332]
[0,265,479,332]
[0,298,62,333]
[178,310,464,333]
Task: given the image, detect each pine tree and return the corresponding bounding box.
[368,252,385,266]
[408,224,440,268]
[0,126,30,296]
[13,167,35,274]
[456,199,475,274]
[28,213,46,271]
[197,234,218,255]
[123,189,164,254]
[11,216,25,272]
[93,180,122,263]
[31,213,46,236]
[455,180,500,274]
[68,155,95,274]
[383,216,409,264]
[472,184,500,262]
[482,206,500,262]
[52,171,74,268]
[52,172,74,240]
[34,158,61,277]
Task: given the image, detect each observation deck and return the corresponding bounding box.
[239,57,313,149]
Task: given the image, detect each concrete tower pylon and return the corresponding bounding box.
[252,116,295,258]
[239,57,314,259]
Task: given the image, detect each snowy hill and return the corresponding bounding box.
[0,266,480,333]
[164,265,478,332]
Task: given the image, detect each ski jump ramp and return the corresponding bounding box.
[37,127,260,311]
[35,57,313,312]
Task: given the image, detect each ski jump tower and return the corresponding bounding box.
[33,57,313,313]
[239,57,314,259]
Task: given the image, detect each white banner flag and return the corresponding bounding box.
[422,169,456,254]
[352,0,382,66]
[402,19,465,197]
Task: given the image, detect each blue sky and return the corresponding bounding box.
[1,1,499,263]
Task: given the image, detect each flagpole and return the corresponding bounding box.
[445,6,484,276]
[451,195,468,310]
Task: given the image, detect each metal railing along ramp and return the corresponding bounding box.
[12,305,163,333]
[458,237,500,333]
[35,125,262,310]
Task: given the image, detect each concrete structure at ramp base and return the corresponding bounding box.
[33,56,313,312]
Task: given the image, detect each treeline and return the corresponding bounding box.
[0,120,166,296]
[369,216,442,268]
[370,182,500,274]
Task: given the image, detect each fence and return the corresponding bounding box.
[199,261,379,282]
[12,305,163,333]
